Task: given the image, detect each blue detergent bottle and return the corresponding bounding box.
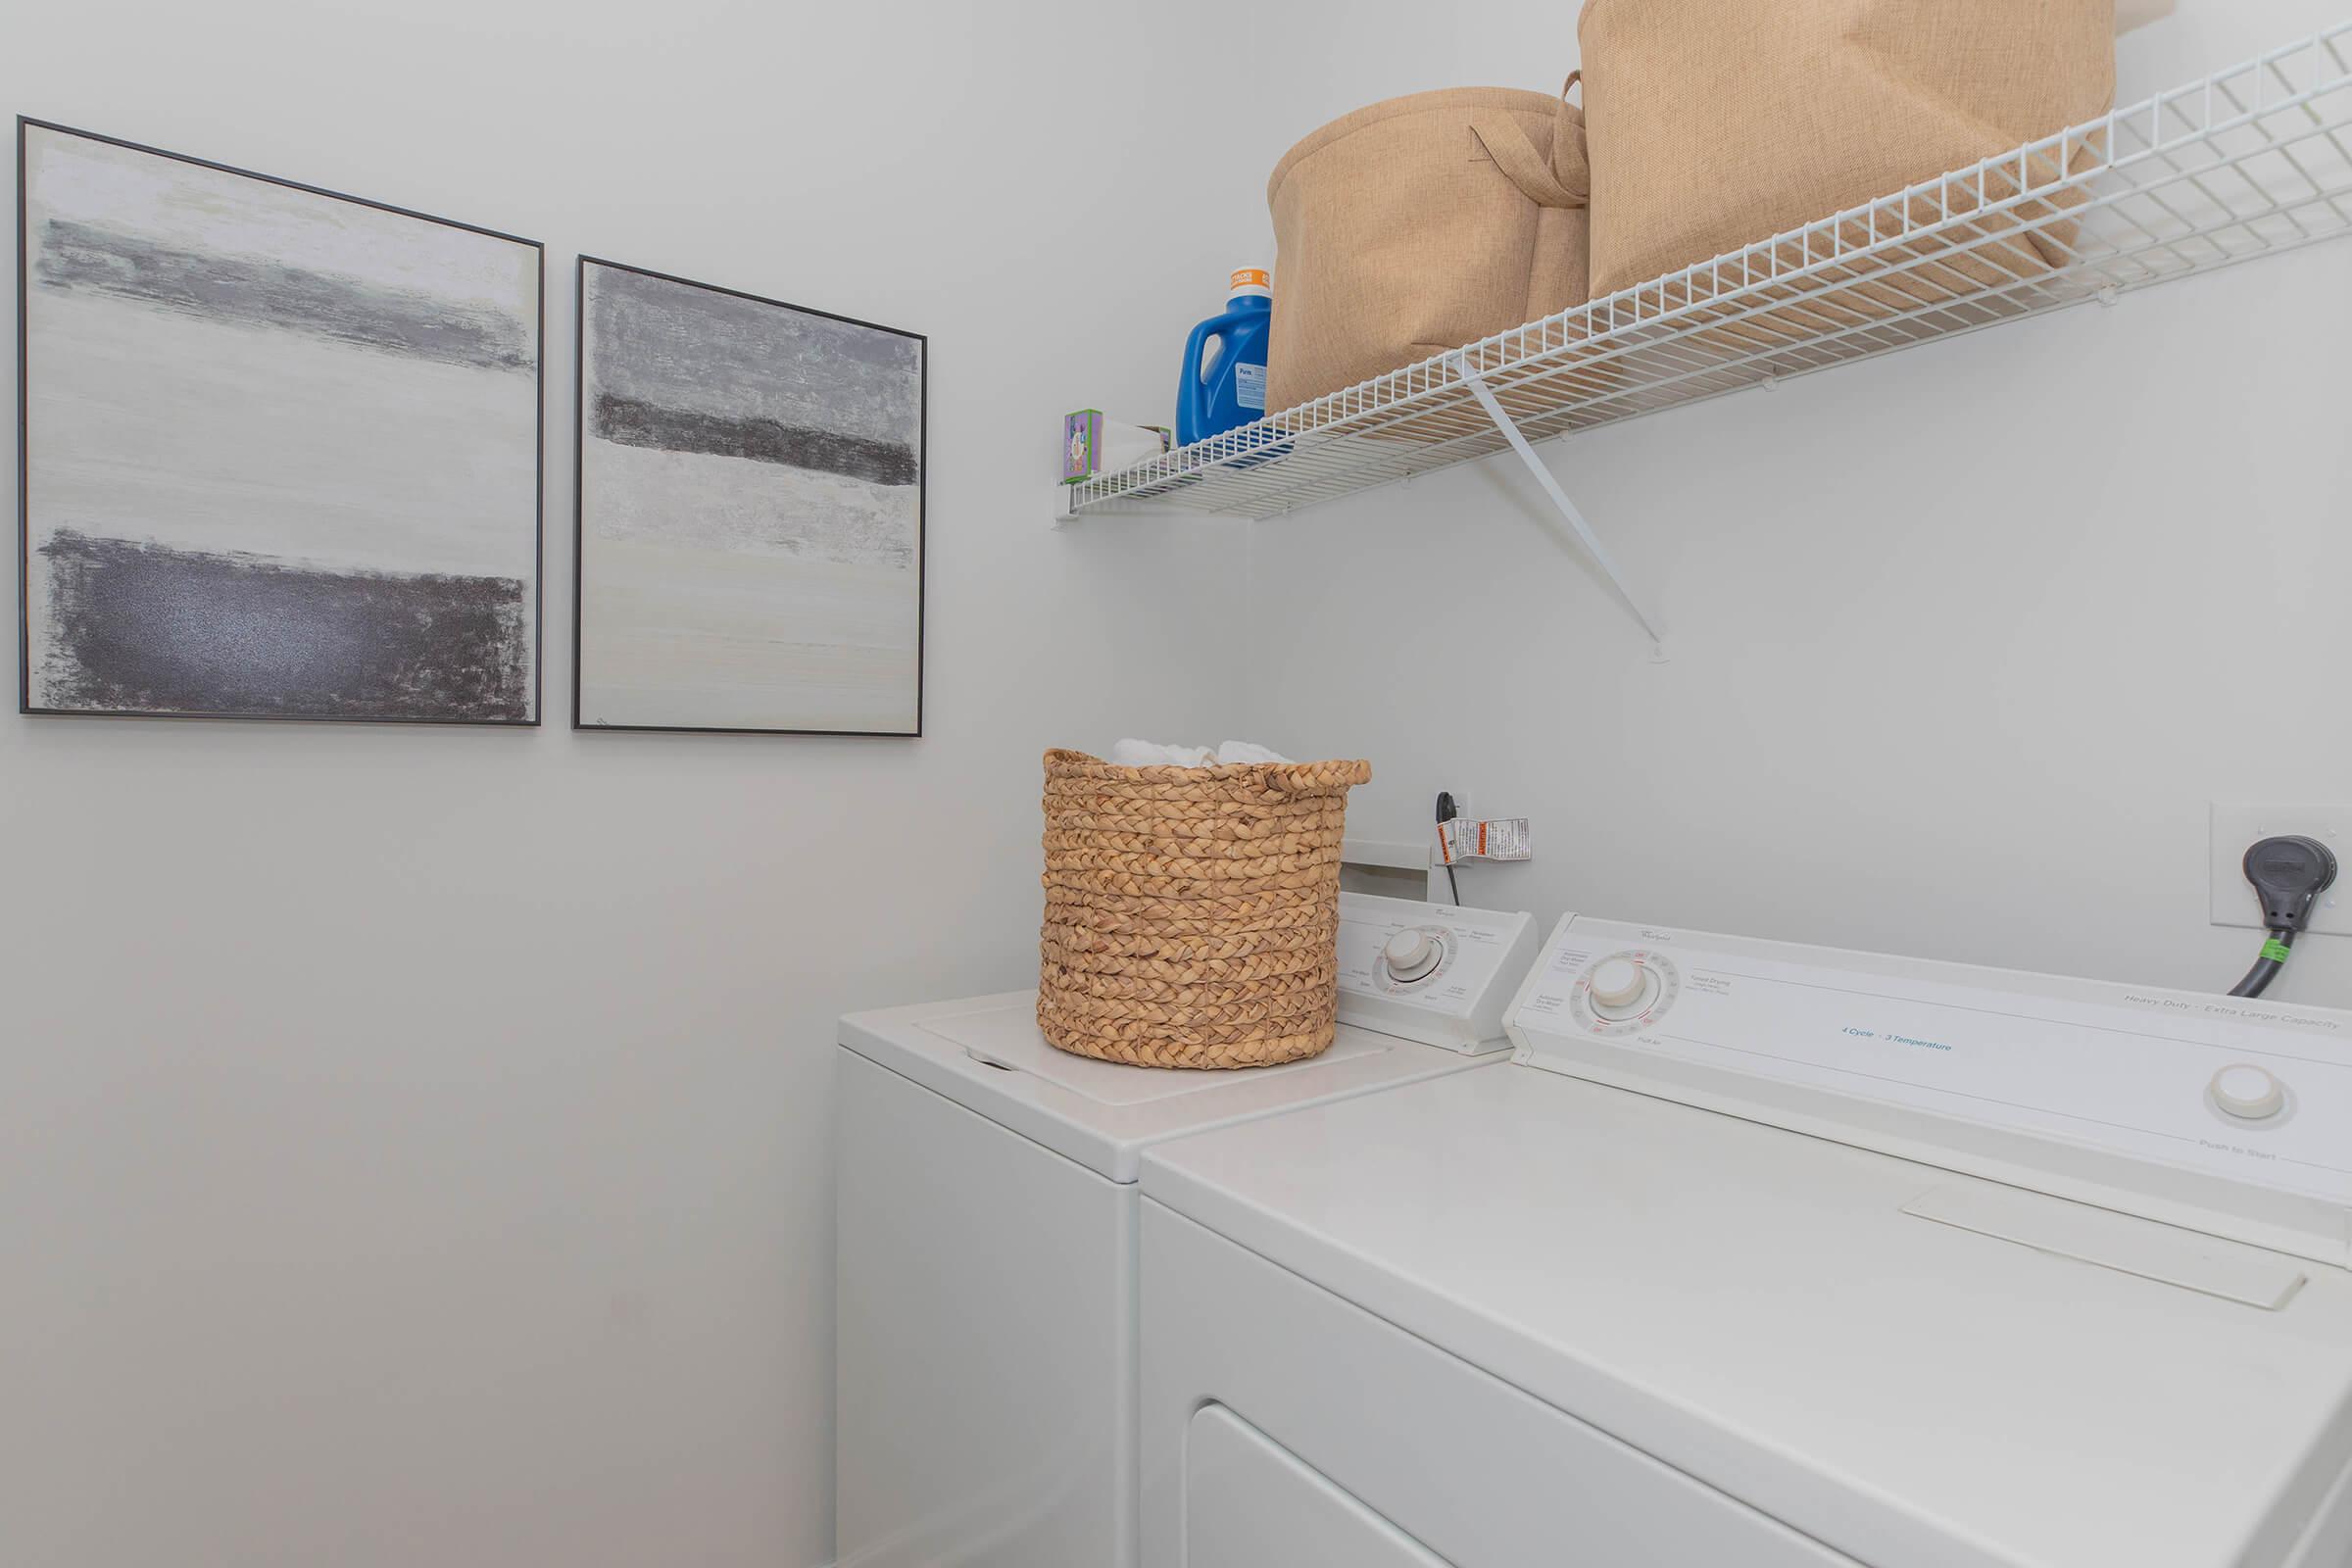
[1176,268,1273,446]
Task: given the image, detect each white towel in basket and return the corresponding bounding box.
[1109,739,1291,768]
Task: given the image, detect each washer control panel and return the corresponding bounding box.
[1508,915,2352,1264]
[1337,893,1541,1054]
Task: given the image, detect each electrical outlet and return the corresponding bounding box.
[2210,803,2352,936]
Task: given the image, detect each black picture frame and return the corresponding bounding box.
[572,255,926,738]
[17,117,547,726]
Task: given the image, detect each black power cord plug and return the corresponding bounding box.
[2229,835,2338,998]
[1435,791,1462,907]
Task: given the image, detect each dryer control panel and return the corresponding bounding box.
[1337,893,1539,1054]
[1507,915,2352,1265]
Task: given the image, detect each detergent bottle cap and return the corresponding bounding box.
[1228,267,1272,301]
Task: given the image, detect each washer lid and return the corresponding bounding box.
[838,992,1498,1181]
[922,1001,1394,1107]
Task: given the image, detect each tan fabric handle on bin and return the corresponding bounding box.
[1469,110,1587,209]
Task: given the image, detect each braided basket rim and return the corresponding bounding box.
[1044,748,1372,791]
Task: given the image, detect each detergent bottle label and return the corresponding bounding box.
[1234,361,1267,412]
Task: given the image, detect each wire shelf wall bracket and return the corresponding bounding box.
[1052,20,2352,648]
[1451,353,1670,660]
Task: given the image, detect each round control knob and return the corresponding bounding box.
[1383,929,1442,983]
[1590,957,1646,1010]
[2211,1063,2286,1122]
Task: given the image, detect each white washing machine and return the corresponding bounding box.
[1139,914,2352,1568]
[833,894,1540,1568]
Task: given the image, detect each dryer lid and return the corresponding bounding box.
[1140,1063,2352,1568]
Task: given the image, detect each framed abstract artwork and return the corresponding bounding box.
[17,120,544,723]
[573,257,925,736]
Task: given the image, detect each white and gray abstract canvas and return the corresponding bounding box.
[19,122,543,722]
[575,259,924,735]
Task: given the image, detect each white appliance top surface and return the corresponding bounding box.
[1140,1064,2352,1568]
[837,992,1498,1181]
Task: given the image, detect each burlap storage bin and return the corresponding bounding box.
[1038,750,1372,1070]
[1580,0,2115,302]
[1267,85,1590,415]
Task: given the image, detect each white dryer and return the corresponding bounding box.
[1139,915,2352,1567]
[834,894,1539,1568]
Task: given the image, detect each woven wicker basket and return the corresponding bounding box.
[1038,749,1373,1070]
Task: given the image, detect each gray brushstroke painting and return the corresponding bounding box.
[20,123,542,721]
[576,261,924,734]
[40,531,531,719]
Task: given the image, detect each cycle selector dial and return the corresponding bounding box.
[1382,928,1446,986]
[1572,951,1680,1035]
[1590,957,1647,1011]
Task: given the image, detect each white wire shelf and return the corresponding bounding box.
[1062,23,2352,524]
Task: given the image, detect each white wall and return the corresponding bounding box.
[1241,0,2352,1007]
[0,4,1273,1565]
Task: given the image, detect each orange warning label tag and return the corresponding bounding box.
[1438,817,1531,864]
